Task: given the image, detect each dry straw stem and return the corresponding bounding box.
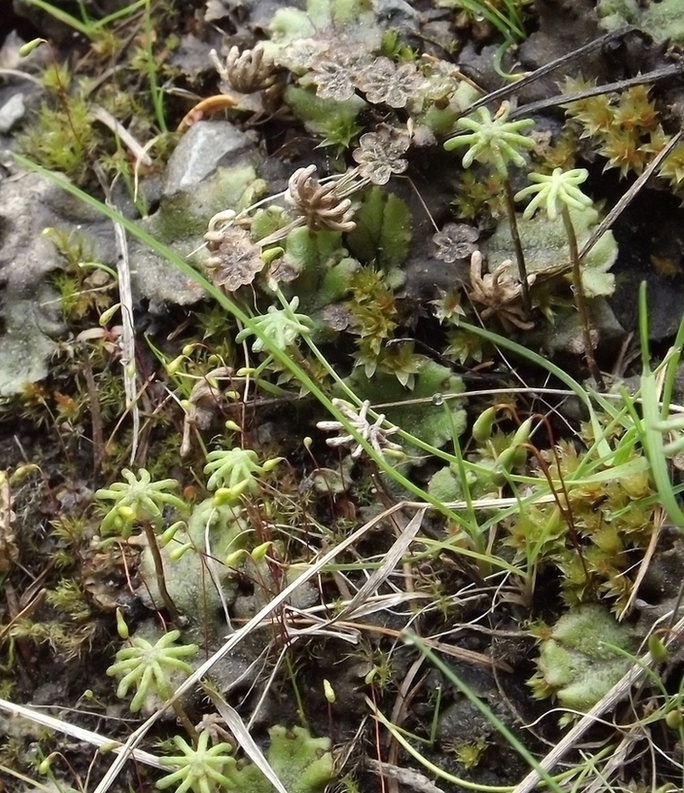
[581,728,652,793]
[204,687,285,790]
[91,501,429,793]
[287,599,511,672]
[90,105,153,166]
[619,506,665,619]
[509,64,684,120]
[334,508,426,620]
[97,171,140,464]
[512,610,684,793]
[365,757,446,793]
[460,27,634,121]
[0,697,164,770]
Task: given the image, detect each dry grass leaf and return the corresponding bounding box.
[0,471,18,573]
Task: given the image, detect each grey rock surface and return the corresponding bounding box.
[162,120,258,196]
[0,93,25,133]
[0,121,265,391]
[0,170,66,394]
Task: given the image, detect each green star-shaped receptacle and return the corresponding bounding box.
[514,167,593,220]
[96,468,187,536]
[107,628,197,712]
[236,296,312,353]
[203,447,281,494]
[444,102,535,175]
[157,731,236,793]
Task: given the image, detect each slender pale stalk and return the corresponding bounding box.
[135,528,197,736]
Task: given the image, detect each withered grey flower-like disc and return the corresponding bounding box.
[309,59,358,102]
[352,127,411,184]
[276,38,328,72]
[432,223,480,263]
[204,226,266,291]
[354,57,425,108]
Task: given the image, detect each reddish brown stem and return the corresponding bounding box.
[503,179,532,315]
[141,521,181,625]
[561,206,605,390]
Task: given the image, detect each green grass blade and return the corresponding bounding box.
[636,284,684,528]
[402,631,565,793]
[456,319,611,459]
[22,0,93,37]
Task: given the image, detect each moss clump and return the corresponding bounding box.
[17,98,98,183]
[504,438,654,609]
[231,726,334,793]
[529,603,636,710]
[598,0,684,46]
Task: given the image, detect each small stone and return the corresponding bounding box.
[162,120,256,196]
[0,93,25,133]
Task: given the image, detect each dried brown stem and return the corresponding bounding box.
[561,205,605,389]
[141,521,181,626]
[503,179,531,314]
[460,26,635,119]
[580,128,684,260]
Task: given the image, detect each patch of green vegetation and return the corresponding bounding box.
[504,435,655,608]
[529,603,636,710]
[11,2,684,790]
[44,227,117,320]
[436,0,531,44]
[346,186,412,269]
[342,360,467,452]
[107,622,198,714]
[45,579,91,621]
[16,3,178,192]
[153,166,264,243]
[598,0,684,46]
[228,726,334,793]
[22,0,150,41]
[18,94,98,183]
[156,725,333,793]
[284,85,366,155]
[9,618,97,660]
